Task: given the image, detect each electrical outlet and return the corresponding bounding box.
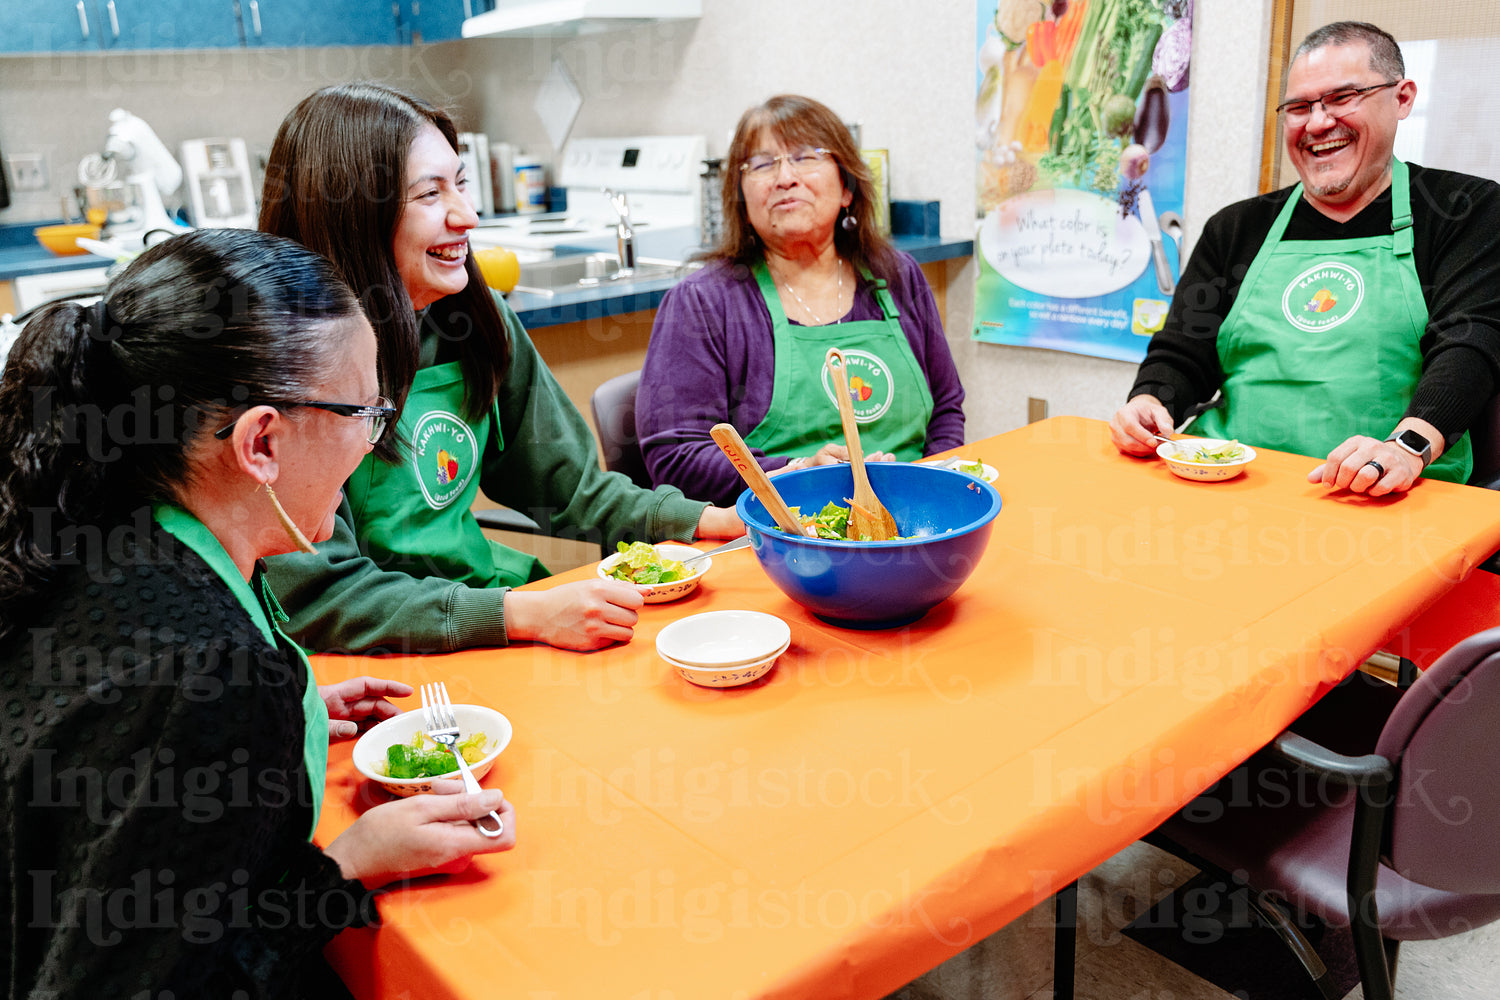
[6,153,49,192]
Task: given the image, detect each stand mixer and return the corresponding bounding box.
[77,109,187,249]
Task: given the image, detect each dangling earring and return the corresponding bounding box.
[840,209,858,232]
[262,481,316,553]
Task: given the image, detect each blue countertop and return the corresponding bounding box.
[506,226,973,329]
[0,221,113,281]
[3,221,974,329]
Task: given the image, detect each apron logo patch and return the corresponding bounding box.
[411,410,478,510]
[1281,261,1365,333]
[821,349,897,422]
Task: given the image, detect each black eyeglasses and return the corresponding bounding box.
[213,398,397,445]
[1275,81,1400,121]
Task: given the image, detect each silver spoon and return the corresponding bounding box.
[680,536,751,568]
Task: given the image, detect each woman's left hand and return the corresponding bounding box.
[320,676,414,740]
[695,505,746,539]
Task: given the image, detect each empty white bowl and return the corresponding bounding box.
[597,542,709,603]
[662,639,790,687]
[656,610,791,669]
[352,703,513,797]
[1157,438,1258,482]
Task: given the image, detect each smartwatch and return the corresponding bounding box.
[1386,429,1433,469]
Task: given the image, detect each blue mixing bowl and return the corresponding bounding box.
[735,462,1002,628]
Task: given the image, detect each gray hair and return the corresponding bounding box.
[1294,21,1405,81]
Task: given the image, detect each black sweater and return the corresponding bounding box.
[1130,162,1500,445]
[1,513,375,998]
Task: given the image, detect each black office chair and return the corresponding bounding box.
[590,369,652,489]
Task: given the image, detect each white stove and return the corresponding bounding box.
[467,135,705,255]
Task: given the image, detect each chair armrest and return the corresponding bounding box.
[1270,731,1394,788]
[473,507,542,535]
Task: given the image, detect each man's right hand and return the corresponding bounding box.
[1109,394,1176,456]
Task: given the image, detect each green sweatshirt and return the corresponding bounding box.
[264,292,708,653]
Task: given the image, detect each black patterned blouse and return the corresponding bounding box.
[1,513,376,998]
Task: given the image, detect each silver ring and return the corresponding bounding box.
[1364,459,1386,477]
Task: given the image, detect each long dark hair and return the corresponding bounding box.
[0,228,360,639]
[703,94,901,289]
[259,82,510,448]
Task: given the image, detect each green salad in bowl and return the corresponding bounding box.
[597,541,709,603]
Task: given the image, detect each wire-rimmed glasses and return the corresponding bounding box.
[1275,81,1400,122]
[740,148,834,180]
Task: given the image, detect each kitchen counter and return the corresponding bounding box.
[2,220,974,330]
[506,225,973,329]
[0,221,111,283]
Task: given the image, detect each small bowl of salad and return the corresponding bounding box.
[597,541,709,603]
[353,703,513,797]
[915,456,999,484]
[1157,437,1258,482]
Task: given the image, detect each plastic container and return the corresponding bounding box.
[34,223,102,256]
[699,158,724,247]
[513,157,546,214]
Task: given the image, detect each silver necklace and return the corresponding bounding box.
[777,257,844,325]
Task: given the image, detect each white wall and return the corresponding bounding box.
[0,0,1274,439]
[0,42,478,224]
[449,0,1274,439]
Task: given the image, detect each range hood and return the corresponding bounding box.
[462,0,701,38]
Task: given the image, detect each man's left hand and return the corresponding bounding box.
[1308,433,1426,496]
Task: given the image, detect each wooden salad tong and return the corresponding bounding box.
[824,348,898,540]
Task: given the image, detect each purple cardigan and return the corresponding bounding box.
[637,252,967,507]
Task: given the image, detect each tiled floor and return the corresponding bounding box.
[885,842,1500,1000]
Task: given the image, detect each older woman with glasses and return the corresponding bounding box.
[636,94,966,507]
[0,229,515,997]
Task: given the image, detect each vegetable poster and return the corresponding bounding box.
[973,0,1193,361]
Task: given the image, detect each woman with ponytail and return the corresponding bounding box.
[0,229,515,998]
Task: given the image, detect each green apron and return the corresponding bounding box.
[745,260,934,459]
[344,360,548,590]
[1195,159,1470,483]
[153,503,328,838]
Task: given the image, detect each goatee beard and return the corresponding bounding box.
[1306,175,1353,198]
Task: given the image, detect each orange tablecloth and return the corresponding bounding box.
[312,416,1500,999]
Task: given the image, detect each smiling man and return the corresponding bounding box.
[1110,21,1500,496]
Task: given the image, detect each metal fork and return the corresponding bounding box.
[421,682,505,838]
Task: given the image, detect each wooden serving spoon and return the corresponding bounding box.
[710,423,811,536]
[824,348,898,540]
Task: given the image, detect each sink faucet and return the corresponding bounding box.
[604,188,636,276]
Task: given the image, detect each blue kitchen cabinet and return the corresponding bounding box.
[0,0,404,52]
[102,0,241,49]
[2,1,244,52]
[407,0,490,43]
[0,1,111,52]
[243,0,402,47]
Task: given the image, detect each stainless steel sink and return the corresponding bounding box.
[513,254,689,295]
